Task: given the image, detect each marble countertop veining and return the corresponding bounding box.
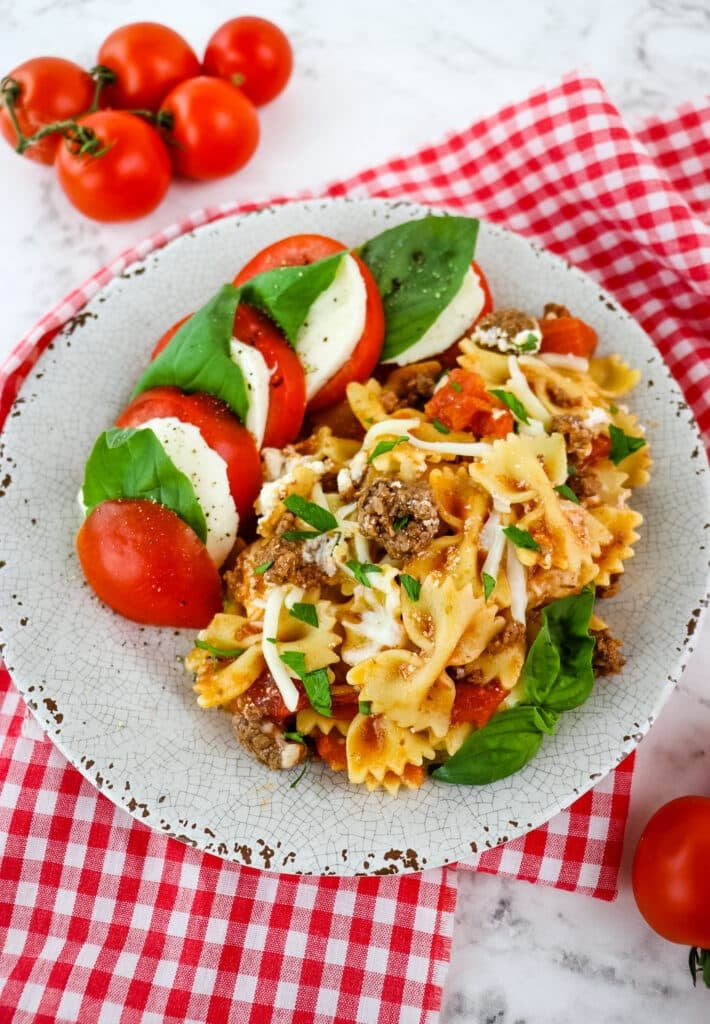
[1,3,709,1022]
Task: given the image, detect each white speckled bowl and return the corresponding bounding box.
[1,198,708,875]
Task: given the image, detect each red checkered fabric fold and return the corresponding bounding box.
[1,73,708,1023]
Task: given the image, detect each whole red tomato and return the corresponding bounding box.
[632,795,710,986]
[54,110,171,221]
[77,498,222,628]
[96,22,200,110]
[0,57,94,164]
[161,76,259,180]
[203,16,293,106]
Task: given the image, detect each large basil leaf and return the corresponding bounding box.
[240,252,345,344]
[132,284,248,422]
[82,427,207,542]
[432,705,559,785]
[522,588,596,711]
[358,215,479,361]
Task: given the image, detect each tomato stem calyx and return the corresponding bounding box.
[689,947,710,988]
[88,64,117,112]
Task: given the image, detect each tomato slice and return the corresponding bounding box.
[539,315,598,358]
[151,306,306,449]
[117,386,262,522]
[232,305,306,448]
[233,233,385,412]
[77,499,223,627]
[472,260,493,323]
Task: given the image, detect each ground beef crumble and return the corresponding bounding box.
[550,413,594,464]
[591,628,625,676]
[231,698,306,770]
[380,360,442,411]
[357,476,440,559]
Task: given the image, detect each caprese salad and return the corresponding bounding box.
[76,214,513,628]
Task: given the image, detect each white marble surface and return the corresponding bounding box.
[1,2,708,1021]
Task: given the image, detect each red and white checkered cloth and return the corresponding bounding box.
[1,73,708,1023]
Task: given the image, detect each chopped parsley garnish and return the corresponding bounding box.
[482,572,496,602]
[358,701,372,716]
[488,388,531,424]
[282,494,338,534]
[346,559,383,588]
[279,651,332,717]
[608,424,646,465]
[289,602,319,628]
[368,435,409,463]
[254,560,273,574]
[554,483,580,504]
[516,332,540,352]
[502,524,541,552]
[284,730,306,743]
[431,418,450,434]
[393,515,410,531]
[399,573,421,602]
[195,639,245,660]
[281,529,323,542]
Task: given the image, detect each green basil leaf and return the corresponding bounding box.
[254,560,273,574]
[195,640,245,660]
[608,424,646,465]
[132,284,249,423]
[368,435,409,463]
[502,524,541,552]
[393,515,410,531]
[302,666,332,717]
[280,650,307,677]
[359,215,479,361]
[280,530,323,542]
[399,574,421,602]
[432,705,557,785]
[358,700,372,716]
[284,731,306,743]
[240,252,345,344]
[283,494,338,533]
[482,572,496,602]
[554,483,580,504]
[289,602,319,628]
[346,560,383,587]
[279,651,332,717]
[431,418,450,434]
[522,588,596,711]
[489,389,530,424]
[82,427,207,542]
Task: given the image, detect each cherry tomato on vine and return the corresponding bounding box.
[77,498,223,628]
[54,110,171,221]
[96,22,200,111]
[234,234,385,411]
[116,387,262,521]
[203,16,293,106]
[0,57,94,164]
[632,796,710,950]
[160,76,259,181]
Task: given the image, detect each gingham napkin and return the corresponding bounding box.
[1,74,708,1024]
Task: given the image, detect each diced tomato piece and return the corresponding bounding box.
[244,671,309,724]
[314,729,348,772]
[451,678,507,727]
[582,431,612,467]
[425,367,513,437]
[539,316,598,358]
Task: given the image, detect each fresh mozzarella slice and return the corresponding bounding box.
[229,337,271,448]
[141,416,238,567]
[389,265,485,366]
[295,254,367,400]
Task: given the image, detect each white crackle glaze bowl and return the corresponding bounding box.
[1,198,708,875]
